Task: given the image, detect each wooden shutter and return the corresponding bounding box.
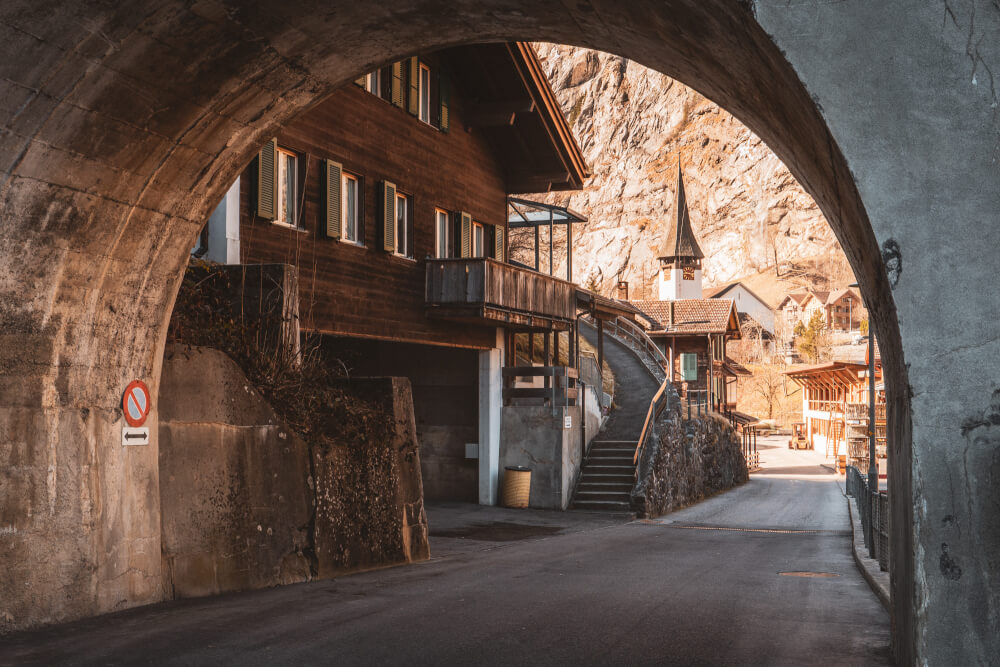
[407,57,420,116]
[325,160,342,239]
[494,225,504,262]
[391,62,404,108]
[460,211,472,258]
[439,71,450,132]
[681,353,698,381]
[256,138,277,220]
[382,181,396,252]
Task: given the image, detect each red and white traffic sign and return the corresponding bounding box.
[122,380,151,427]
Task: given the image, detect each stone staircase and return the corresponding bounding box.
[570,440,636,511]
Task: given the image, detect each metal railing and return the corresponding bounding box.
[846,466,890,571]
[680,389,709,420]
[581,315,667,384]
[633,378,671,472]
[502,366,579,407]
[578,351,603,395]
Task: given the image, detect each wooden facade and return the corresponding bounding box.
[237,44,588,351]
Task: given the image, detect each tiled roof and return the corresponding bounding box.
[723,357,752,376]
[778,292,810,309]
[809,290,830,305]
[825,287,859,304]
[631,298,739,335]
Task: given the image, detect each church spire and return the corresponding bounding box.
[660,161,704,261]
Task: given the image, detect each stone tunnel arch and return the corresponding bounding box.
[7,1,998,664]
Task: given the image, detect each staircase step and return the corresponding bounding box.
[580,469,635,484]
[587,450,635,459]
[571,499,631,511]
[574,490,631,502]
[584,464,635,475]
[589,440,636,450]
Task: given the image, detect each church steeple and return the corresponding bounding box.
[657,161,704,300]
[660,162,704,262]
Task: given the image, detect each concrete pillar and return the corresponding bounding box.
[478,328,504,505]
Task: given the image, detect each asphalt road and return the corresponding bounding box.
[0,439,892,666]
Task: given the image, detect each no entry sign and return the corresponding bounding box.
[122,380,151,427]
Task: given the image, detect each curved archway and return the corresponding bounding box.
[4,1,975,662]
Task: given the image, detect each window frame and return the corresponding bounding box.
[365,70,381,97]
[473,221,485,258]
[394,191,413,258]
[434,208,450,258]
[418,62,432,124]
[341,171,363,245]
[273,146,300,229]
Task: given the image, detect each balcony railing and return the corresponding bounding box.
[807,400,843,413]
[425,258,576,329]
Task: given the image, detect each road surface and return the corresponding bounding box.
[0,437,891,666]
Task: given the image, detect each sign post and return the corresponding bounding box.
[122,380,151,446]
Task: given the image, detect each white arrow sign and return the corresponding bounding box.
[121,426,150,446]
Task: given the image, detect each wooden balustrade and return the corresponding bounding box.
[502,366,579,406]
[426,258,576,328]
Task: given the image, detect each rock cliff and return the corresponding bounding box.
[522,44,846,301]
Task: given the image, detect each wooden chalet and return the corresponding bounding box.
[200,42,609,506]
[631,298,743,410]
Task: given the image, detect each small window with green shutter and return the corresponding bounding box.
[494,225,505,262]
[256,138,277,220]
[340,170,364,245]
[459,212,472,258]
[680,353,698,381]
[391,62,404,109]
[407,57,420,116]
[324,159,342,239]
[438,71,450,132]
[381,181,396,252]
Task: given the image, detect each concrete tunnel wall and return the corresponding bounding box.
[0,1,998,663]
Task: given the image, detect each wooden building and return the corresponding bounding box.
[200,42,593,505]
[631,298,743,410]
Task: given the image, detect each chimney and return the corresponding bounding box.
[617,281,629,300]
[669,301,675,328]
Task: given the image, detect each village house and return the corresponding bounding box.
[784,338,885,470]
[195,42,618,508]
[629,165,746,411]
[776,288,866,333]
[704,281,775,335]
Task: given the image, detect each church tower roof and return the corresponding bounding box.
[659,162,704,261]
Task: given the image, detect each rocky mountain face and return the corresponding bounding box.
[519,44,846,301]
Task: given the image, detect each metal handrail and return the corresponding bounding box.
[608,316,669,370]
[582,314,667,384]
[633,378,671,466]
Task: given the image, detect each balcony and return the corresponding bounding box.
[425,258,576,330]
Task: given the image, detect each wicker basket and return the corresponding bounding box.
[502,466,531,508]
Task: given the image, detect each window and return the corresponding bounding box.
[435,208,450,258]
[341,172,361,244]
[395,192,413,257]
[680,353,698,381]
[419,62,432,124]
[473,222,485,257]
[275,147,298,227]
[365,70,381,97]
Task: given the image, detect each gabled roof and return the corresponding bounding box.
[706,281,773,310]
[783,361,867,388]
[723,357,752,377]
[777,292,810,310]
[825,287,859,304]
[445,42,590,193]
[659,165,704,261]
[809,290,830,305]
[631,298,741,337]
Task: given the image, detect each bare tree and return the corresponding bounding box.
[748,363,786,421]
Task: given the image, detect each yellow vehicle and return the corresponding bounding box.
[788,422,809,449]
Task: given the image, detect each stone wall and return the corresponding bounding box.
[631,405,749,518]
[158,345,428,597]
[500,405,585,510]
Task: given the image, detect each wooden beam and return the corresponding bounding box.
[508,172,572,193]
[465,100,536,128]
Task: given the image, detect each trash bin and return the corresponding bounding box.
[502,466,531,508]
